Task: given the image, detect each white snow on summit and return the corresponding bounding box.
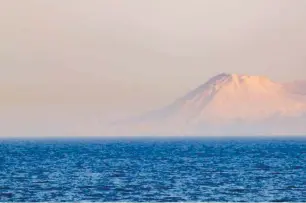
[115,73,306,135]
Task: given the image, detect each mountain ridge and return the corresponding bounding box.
[114,73,306,135]
[284,80,306,95]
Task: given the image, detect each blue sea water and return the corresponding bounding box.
[0,137,305,202]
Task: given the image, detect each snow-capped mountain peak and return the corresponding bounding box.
[117,73,306,135]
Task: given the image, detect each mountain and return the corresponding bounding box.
[115,73,306,136]
[283,80,306,95]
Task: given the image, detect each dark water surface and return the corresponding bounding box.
[0,137,306,202]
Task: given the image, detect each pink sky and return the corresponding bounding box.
[1,1,306,136]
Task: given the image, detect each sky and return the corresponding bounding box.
[1,1,306,136]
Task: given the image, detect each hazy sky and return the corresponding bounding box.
[1,1,306,135]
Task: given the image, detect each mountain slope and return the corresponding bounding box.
[284,80,306,95]
[117,73,306,135]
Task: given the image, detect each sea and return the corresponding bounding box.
[0,137,305,202]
